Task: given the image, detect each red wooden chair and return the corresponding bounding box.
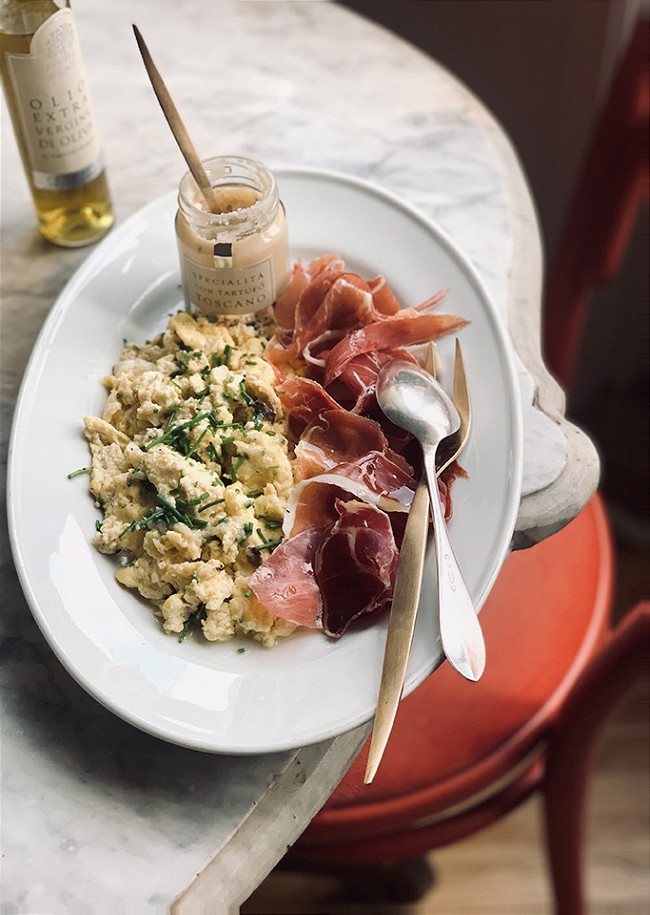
[287,497,617,908]
[284,20,649,914]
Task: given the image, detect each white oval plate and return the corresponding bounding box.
[8,167,523,754]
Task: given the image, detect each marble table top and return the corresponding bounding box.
[0,1,599,911]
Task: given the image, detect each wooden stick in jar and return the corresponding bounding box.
[132,24,218,213]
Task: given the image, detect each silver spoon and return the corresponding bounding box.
[376,360,486,681]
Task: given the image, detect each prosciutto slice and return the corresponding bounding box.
[251,499,398,637]
[274,254,344,329]
[367,276,401,315]
[269,256,455,373]
[324,312,469,385]
[294,408,413,480]
[337,349,419,398]
[284,451,416,537]
[279,369,411,455]
[249,527,324,628]
[293,273,376,353]
[278,377,343,438]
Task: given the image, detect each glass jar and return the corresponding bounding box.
[175,155,289,318]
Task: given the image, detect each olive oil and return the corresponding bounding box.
[0,1,113,246]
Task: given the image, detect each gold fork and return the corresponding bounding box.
[364,339,472,784]
[437,340,472,476]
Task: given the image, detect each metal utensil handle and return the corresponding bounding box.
[423,447,486,681]
[363,477,430,783]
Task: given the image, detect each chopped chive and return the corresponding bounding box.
[155,494,189,525]
[250,539,283,553]
[164,404,180,430]
[67,467,91,479]
[184,493,210,506]
[198,497,225,512]
[146,410,216,453]
[236,521,254,543]
[118,492,208,539]
[178,605,207,643]
[206,443,220,464]
[239,379,255,407]
[186,425,210,458]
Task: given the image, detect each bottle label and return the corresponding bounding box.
[181,254,277,317]
[6,8,103,189]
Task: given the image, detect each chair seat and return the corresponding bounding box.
[295,494,614,856]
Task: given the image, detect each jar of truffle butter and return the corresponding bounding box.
[175,155,289,318]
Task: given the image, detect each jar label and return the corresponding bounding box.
[5,8,103,188]
[181,254,277,316]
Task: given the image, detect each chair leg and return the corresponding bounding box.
[543,602,650,915]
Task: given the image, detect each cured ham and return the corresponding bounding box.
[324,312,469,386]
[336,349,418,397]
[249,527,324,629]
[252,253,469,638]
[250,499,399,637]
[284,451,416,537]
[367,276,401,316]
[273,254,343,329]
[294,408,413,479]
[278,377,344,438]
[316,500,398,636]
[269,256,457,374]
[294,273,375,352]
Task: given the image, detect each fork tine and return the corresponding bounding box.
[425,341,437,377]
[452,339,471,438]
[436,339,471,477]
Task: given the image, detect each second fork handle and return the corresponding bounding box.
[423,446,486,682]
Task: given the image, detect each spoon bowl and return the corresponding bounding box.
[376,362,461,448]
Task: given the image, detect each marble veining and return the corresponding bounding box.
[0,1,598,910]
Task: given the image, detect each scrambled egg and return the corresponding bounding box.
[83,310,297,647]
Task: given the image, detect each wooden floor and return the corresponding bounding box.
[243,545,649,915]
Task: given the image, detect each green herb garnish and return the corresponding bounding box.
[178,605,208,643]
[67,467,91,479]
[237,521,254,543]
[119,493,208,539]
[198,497,225,513]
[249,539,283,554]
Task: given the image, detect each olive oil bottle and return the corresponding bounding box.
[0,0,114,246]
